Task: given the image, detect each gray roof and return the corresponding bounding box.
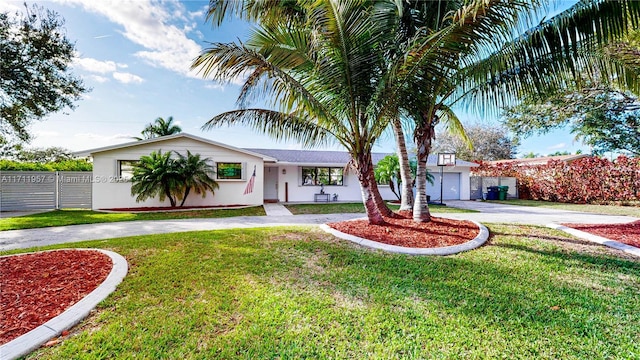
[245,148,478,167]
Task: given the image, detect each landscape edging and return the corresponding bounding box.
[546,223,640,258]
[0,249,128,360]
[320,219,489,255]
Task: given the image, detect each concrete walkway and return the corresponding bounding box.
[1,201,638,251]
[263,203,294,216]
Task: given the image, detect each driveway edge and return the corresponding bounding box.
[546,224,640,258]
[320,220,489,255]
[0,249,128,360]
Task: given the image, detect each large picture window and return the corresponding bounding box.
[217,162,243,180]
[118,160,138,179]
[302,167,343,186]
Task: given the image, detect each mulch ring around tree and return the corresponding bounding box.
[0,249,112,345]
[561,220,640,248]
[328,215,480,248]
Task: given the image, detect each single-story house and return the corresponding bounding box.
[76,133,477,209]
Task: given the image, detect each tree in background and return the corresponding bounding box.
[431,124,519,161]
[502,83,640,156]
[134,116,182,140]
[173,150,219,207]
[0,5,86,144]
[374,155,403,200]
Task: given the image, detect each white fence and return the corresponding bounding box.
[0,171,92,211]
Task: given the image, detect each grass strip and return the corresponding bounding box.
[0,207,266,231]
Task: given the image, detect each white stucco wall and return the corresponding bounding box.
[90,137,265,209]
[269,165,470,202]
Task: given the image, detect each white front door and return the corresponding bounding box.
[264,167,279,200]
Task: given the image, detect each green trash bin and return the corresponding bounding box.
[498,186,509,200]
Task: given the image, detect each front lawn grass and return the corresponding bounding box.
[491,199,640,217]
[0,207,266,231]
[14,225,640,359]
[286,202,477,214]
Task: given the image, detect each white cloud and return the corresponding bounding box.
[113,72,144,84]
[0,1,22,13]
[204,83,224,91]
[547,143,567,150]
[90,75,110,83]
[74,133,134,141]
[74,57,118,73]
[54,0,203,78]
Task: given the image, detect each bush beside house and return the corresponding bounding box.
[0,159,92,171]
[473,156,640,204]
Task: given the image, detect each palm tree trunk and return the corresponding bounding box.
[179,187,191,207]
[354,153,386,225]
[393,117,414,211]
[164,185,176,207]
[369,169,395,218]
[413,124,434,223]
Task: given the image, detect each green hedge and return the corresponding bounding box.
[0,159,93,171]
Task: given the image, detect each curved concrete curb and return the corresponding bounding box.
[320,219,489,255]
[0,249,128,360]
[546,224,640,258]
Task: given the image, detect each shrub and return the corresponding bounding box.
[472,156,640,203]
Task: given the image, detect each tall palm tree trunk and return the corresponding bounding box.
[412,118,436,223]
[393,117,414,211]
[354,153,386,225]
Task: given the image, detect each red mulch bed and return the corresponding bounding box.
[562,220,640,248]
[328,215,480,248]
[0,250,112,345]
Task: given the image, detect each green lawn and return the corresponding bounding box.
[285,202,477,215]
[12,225,640,359]
[490,199,640,218]
[0,207,266,231]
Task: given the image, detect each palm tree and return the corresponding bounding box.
[385,0,640,221]
[374,154,402,200]
[193,0,402,224]
[135,116,182,140]
[173,150,219,207]
[130,150,182,207]
[197,0,639,224]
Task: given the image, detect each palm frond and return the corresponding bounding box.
[202,109,333,148]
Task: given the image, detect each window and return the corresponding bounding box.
[302,167,343,186]
[118,160,138,179]
[217,162,243,180]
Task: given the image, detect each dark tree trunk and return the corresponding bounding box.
[369,168,396,217]
[179,187,191,207]
[164,184,176,207]
[354,152,386,225]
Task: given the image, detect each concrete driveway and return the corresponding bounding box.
[443,200,638,226]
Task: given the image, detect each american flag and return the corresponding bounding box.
[243,165,256,195]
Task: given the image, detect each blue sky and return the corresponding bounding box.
[2,0,587,156]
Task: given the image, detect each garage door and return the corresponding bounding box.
[426,172,461,201]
